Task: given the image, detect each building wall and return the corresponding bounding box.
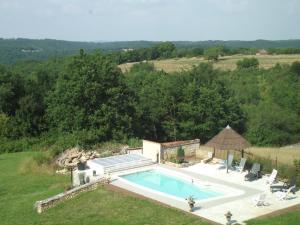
[162,139,200,160]
[142,140,161,163]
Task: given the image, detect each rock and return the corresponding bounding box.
[120,145,129,154]
[55,147,100,169]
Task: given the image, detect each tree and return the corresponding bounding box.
[46,50,134,141]
[236,58,259,69]
[0,65,24,116]
[153,42,176,58]
[290,61,300,75]
[0,113,9,137]
[204,47,222,61]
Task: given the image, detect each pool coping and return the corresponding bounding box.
[111,163,300,224]
[111,164,262,210]
[116,166,246,205]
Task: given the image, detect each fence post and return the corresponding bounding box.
[242,149,244,158]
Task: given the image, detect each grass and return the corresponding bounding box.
[245,146,300,166]
[246,205,300,225]
[1,152,299,225]
[119,54,300,73]
[197,145,300,166]
[0,152,209,225]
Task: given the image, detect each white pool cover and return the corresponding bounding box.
[87,154,154,174]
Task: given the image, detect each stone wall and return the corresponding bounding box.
[162,139,200,160]
[35,178,105,213]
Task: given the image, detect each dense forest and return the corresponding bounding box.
[1,38,300,64]
[1,45,300,154]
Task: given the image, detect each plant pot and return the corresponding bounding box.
[188,203,195,212]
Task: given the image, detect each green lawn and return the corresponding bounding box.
[0,152,209,225]
[246,207,300,225]
[1,152,299,225]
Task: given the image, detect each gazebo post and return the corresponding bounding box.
[226,150,229,174]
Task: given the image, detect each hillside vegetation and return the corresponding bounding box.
[1,38,300,64]
[1,49,300,155]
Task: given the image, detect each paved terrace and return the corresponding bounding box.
[111,162,300,225]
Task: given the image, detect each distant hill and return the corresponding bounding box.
[1,38,300,64]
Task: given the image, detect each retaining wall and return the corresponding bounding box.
[35,178,105,213]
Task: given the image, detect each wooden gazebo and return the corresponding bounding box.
[205,125,251,151]
[205,125,251,172]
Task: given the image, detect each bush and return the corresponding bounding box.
[176,146,185,163]
[0,137,32,153]
[290,61,300,75]
[236,57,259,69]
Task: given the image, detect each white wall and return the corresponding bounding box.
[142,140,161,163]
[87,160,104,175]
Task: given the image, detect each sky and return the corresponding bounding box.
[0,0,300,42]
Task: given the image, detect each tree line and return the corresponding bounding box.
[1,38,300,65]
[0,50,300,153]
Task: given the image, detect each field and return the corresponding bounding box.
[245,146,300,166]
[119,54,300,73]
[1,152,299,225]
[197,145,300,166]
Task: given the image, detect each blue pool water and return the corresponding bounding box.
[121,169,222,200]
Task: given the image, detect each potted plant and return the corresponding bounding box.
[185,195,195,212]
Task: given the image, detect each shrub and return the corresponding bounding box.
[236,57,259,69]
[176,146,185,163]
[290,61,300,75]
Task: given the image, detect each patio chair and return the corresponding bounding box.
[270,177,296,193]
[235,158,247,172]
[219,154,234,169]
[202,152,213,164]
[252,193,268,206]
[276,185,296,201]
[244,163,261,181]
[266,169,278,185]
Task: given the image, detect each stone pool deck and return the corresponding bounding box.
[111,163,300,225]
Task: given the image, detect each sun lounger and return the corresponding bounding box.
[202,152,213,163]
[276,185,296,200]
[266,169,278,185]
[270,177,296,193]
[235,158,247,172]
[219,154,234,169]
[244,163,261,181]
[252,193,268,206]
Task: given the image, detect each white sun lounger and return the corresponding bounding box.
[235,158,247,172]
[276,185,296,201]
[252,193,268,206]
[219,154,234,169]
[266,169,278,185]
[202,152,213,163]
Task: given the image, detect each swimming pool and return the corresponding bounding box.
[120,169,223,200]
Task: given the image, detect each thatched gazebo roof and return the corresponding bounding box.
[205,125,251,150]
